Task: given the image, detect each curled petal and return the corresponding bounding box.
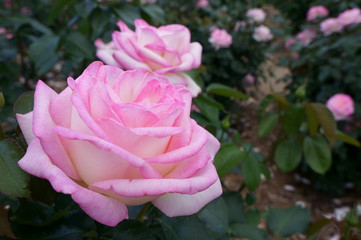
[16,112,35,144]
[18,139,128,226]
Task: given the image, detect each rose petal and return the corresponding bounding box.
[152,178,222,217]
[94,39,120,67]
[163,72,201,97]
[113,51,151,71]
[16,112,35,144]
[18,139,128,226]
[32,81,80,180]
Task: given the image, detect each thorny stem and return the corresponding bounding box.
[135,202,151,221]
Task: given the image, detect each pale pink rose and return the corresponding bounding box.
[5,33,13,39]
[20,7,32,15]
[245,73,255,84]
[284,38,296,49]
[234,21,246,31]
[307,6,329,21]
[296,29,316,45]
[95,19,202,96]
[246,8,266,23]
[253,25,273,42]
[0,28,6,34]
[337,8,361,26]
[209,28,232,49]
[320,18,343,36]
[326,93,354,121]
[196,0,209,8]
[17,62,221,226]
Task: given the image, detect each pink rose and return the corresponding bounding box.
[307,6,329,21]
[296,29,316,45]
[246,8,266,23]
[17,62,222,226]
[208,28,232,49]
[95,19,202,96]
[284,38,296,49]
[337,8,361,26]
[245,73,255,84]
[326,93,354,121]
[320,18,343,36]
[196,0,209,8]
[253,25,273,42]
[0,28,6,35]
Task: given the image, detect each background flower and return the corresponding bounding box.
[320,18,343,36]
[337,8,361,26]
[326,93,354,121]
[208,28,232,49]
[307,5,329,21]
[253,25,273,42]
[246,8,266,23]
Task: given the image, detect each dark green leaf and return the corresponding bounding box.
[283,103,305,136]
[214,143,246,178]
[13,92,34,114]
[48,0,76,24]
[159,215,211,240]
[196,94,225,111]
[335,131,361,147]
[28,35,60,75]
[64,31,94,60]
[304,103,319,136]
[100,220,159,240]
[141,4,165,24]
[0,139,29,198]
[90,8,110,40]
[223,192,246,224]
[303,136,331,174]
[10,16,52,35]
[231,223,268,240]
[275,139,302,172]
[242,154,261,191]
[193,98,219,124]
[258,113,278,138]
[245,209,261,226]
[266,206,311,238]
[310,103,336,143]
[207,83,248,100]
[113,5,141,27]
[197,197,229,239]
[269,93,289,108]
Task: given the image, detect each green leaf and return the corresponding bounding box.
[275,139,302,172]
[223,192,246,224]
[231,223,268,240]
[90,8,110,40]
[258,112,278,138]
[242,154,261,191]
[304,103,319,136]
[196,94,225,111]
[303,136,331,174]
[266,206,311,238]
[64,31,94,60]
[13,92,34,114]
[10,16,53,35]
[214,143,246,178]
[28,35,60,75]
[197,197,229,239]
[310,103,337,143]
[100,219,159,240]
[245,208,262,226]
[335,131,361,147]
[141,4,165,24]
[159,215,211,240]
[283,103,305,136]
[193,98,219,124]
[0,139,30,198]
[48,0,76,24]
[269,93,289,108]
[0,88,4,114]
[207,83,248,100]
[113,5,141,28]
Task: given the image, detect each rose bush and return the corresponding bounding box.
[17,61,222,226]
[95,19,202,96]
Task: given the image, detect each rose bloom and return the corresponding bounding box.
[284,38,296,50]
[17,62,222,226]
[320,18,343,36]
[196,0,209,8]
[307,6,329,21]
[326,93,354,121]
[95,19,202,96]
[253,25,273,42]
[208,28,233,49]
[246,8,266,23]
[245,73,255,84]
[337,8,361,26]
[296,29,316,45]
